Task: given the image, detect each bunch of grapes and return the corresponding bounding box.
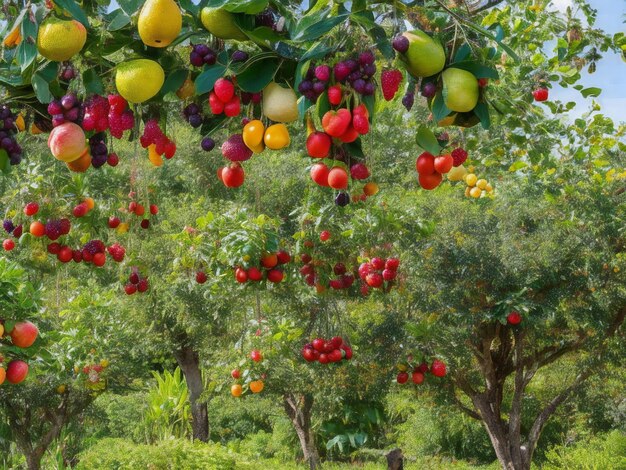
[107,95,134,138]
[44,218,71,241]
[140,120,176,159]
[0,105,23,165]
[59,61,76,81]
[47,93,82,127]
[183,103,203,128]
[89,133,108,168]
[231,50,248,63]
[125,268,149,295]
[190,44,217,67]
[333,51,377,96]
[298,64,330,102]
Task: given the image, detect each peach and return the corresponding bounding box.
[48,122,86,162]
[66,148,91,172]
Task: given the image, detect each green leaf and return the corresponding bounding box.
[453,44,471,63]
[463,21,520,63]
[208,0,268,14]
[473,102,490,130]
[0,149,10,175]
[316,91,330,123]
[431,92,451,123]
[301,42,335,62]
[83,69,104,95]
[345,139,364,158]
[298,97,312,121]
[451,61,499,79]
[291,7,349,42]
[195,64,226,95]
[117,0,144,16]
[509,161,528,172]
[415,126,441,155]
[32,72,53,103]
[107,10,131,31]
[236,59,279,93]
[17,16,38,73]
[53,0,90,28]
[581,87,602,98]
[160,69,188,96]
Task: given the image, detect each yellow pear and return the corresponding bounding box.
[138,0,182,48]
[115,59,165,104]
[447,165,467,182]
[37,18,86,62]
[262,82,298,123]
[200,8,247,41]
[442,68,479,113]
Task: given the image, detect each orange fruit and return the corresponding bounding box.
[0,367,5,385]
[261,253,278,269]
[363,182,379,196]
[83,197,95,211]
[231,383,243,397]
[30,221,45,237]
[66,149,91,172]
[249,380,264,393]
[148,144,163,167]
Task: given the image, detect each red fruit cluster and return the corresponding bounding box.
[416,152,454,190]
[125,268,149,295]
[234,250,290,285]
[381,69,403,101]
[301,336,353,364]
[49,239,124,266]
[73,202,92,218]
[1,320,37,384]
[107,243,125,262]
[127,199,158,230]
[139,120,176,159]
[321,104,369,143]
[209,78,241,117]
[81,94,134,138]
[81,362,107,384]
[358,257,400,293]
[43,218,72,241]
[396,359,447,385]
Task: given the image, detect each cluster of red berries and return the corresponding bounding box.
[140,120,176,159]
[128,200,158,230]
[301,336,353,364]
[124,268,149,295]
[358,257,400,293]
[396,359,447,385]
[234,250,290,284]
[209,78,243,117]
[47,93,81,128]
[81,94,134,139]
[46,239,124,265]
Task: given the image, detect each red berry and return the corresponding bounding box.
[397,372,409,384]
[214,78,235,103]
[276,250,291,264]
[196,271,207,284]
[478,78,489,87]
[3,239,15,251]
[235,267,248,283]
[73,203,88,218]
[451,148,468,167]
[431,359,447,377]
[533,88,549,102]
[382,269,396,281]
[250,349,263,362]
[306,132,332,159]
[416,152,435,175]
[150,204,158,215]
[381,69,403,101]
[507,311,522,325]
[137,278,149,292]
[267,269,284,283]
[108,216,121,228]
[107,153,119,166]
[24,202,39,216]
[371,257,385,270]
[412,371,425,384]
[327,85,342,105]
[93,252,106,267]
[385,258,400,271]
[57,246,73,263]
[141,219,150,229]
[125,284,137,295]
[319,230,330,242]
[47,242,61,254]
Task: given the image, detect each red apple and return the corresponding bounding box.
[10,321,38,348]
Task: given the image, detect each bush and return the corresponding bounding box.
[208,395,279,443]
[543,431,626,469]
[86,392,148,442]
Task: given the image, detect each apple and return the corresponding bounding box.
[434,154,453,174]
[507,311,522,325]
[10,321,38,348]
[250,350,263,362]
[6,360,29,384]
[231,369,240,379]
[397,371,409,384]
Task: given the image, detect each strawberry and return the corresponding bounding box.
[451,148,468,167]
[381,69,403,101]
[327,85,342,106]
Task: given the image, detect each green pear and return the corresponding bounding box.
[442,68,479,113]
[262,82,298,123]
[200,7,247,41]
[402,30,446,78]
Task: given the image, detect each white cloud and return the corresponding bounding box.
[550,0,574,12]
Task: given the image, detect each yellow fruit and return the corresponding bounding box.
[242,120,265,150]
[66,149,91,172]
[263,124,290,150]
[115,59,165,104]
[447,165,467,182]
[0,323,4,337]
[30,123,43,135]
[176,77,195,99]
[15,114,25,132]
[485,183,493,192]
[249,380,264,393]
[470,187,482,198]
[148,144,163,167]
[397,364,408,372]
[464,186,471,197]
[363,182,379,196]
[465,173,477,187]
[231,383,243,397]
[0,367,5,386]
[200,7,247,41]
[37,18,86,62]
[262,82,298,123]
[476,179,488,190]
[3,24,22,48]
[402,30,445,78]
[100,359,110,368]
[138,0,182,48]
[117,222,129,234]
[57,384,66,394]
[442,68,479,113]
[250,142,265,154]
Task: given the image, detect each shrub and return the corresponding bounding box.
[543,431,626,469]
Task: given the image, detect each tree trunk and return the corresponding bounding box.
[173,344,209,442]
[283,393,320,470]
[25,450,43,470]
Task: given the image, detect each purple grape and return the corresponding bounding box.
[335,192,350,207]
[345,59,358,71]
[203,52,217,65]
[52,115,65,127]
[392,36,409,54]
[363,82,376,96]
[3,118,14,130]
[188,114,202,128]
[305,65,316,80]
[64,107,80,121]
[9,153,21,165]
[190,51,204,67]
[0,131,6,139]
[201,137,215,151]
[312,81,326,94]
[194,44,210,56]
[91,153,107,168]
[48,100,63,115]
[305,91,316,101]
[3,219,15,234]
[91,142,107,156]
[0,107,10,119]
[334,62,351,82]
[353,79,366,94]
[358,51,375,66]
[61,94,77,110]
[0,137,12,149]
[362,63,376,77]
[298,80,313,93]
[347,71,361,83]
[61,68,75,81]
[422,82,437,98]
[402,92,414,111]
[185,103,200,116]
[232,50,248,62]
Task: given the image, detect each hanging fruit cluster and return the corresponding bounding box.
[124,268,149,295]
[0,320,39,385]
[230,349,266,397]
[396,359,447,385]
[301,336,353,364]
[234,250,290,285]
[464,172,494,198]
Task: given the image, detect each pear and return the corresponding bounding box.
[200,7,247,41]
[402,30,445,78]
[447,165,468,182]
[138,0,182,48]
[442,68,479,113]
[262,82,298,123]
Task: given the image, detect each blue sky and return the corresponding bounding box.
[549,0,625,122]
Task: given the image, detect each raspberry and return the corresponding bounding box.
[96,117,109,133]
[451,148,468,167]
[350,163,370,180]
[119,110,134,130]
[45,220,62,241]
[137,278,149,292]
[143,120,161,141]
[129,272,139,284]
[82,114,97,131]
[107,94,128,115]
[139,135,151,148]
[381,69,403,101]
[59,218,71,235]
[107,243,125,262]
[109,119,124,139]
[213,78,235,103]
[333,62,351,82]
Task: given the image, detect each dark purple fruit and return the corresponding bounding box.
[392,36,409,54]
[201,137,215,151]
